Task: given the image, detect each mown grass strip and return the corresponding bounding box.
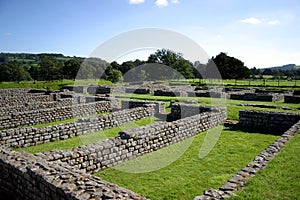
[15,117,159,154]
[231,132,300,200]
[94,126,278,200]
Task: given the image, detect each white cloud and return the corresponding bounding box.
[171,0,179,4]
[240,17,262,25]
[155,0,168,7]
[268,20,280,25]
[129,0,145,5]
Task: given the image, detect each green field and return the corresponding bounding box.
[1,78,299,91]
[94,126,279,200]
[0,79,112,90]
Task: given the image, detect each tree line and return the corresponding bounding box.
[1,51,299,83]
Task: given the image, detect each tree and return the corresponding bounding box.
[147,49,195,79]
[107,69,123,83]
[0,62,32,82]
[211,52,250,79]
[63,59,81,80]
[39,56,63,80]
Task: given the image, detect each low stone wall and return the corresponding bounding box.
[0,98,74,116]
[0,148,146,200]
[284,95,300,103]
[229,93,283,102]
[38,109,226,174]
[125,87,150,94]
[239,110,300,132]
[195,114,300,199]
[0,94,52,107]
[187,91,227,98]
[154,89,187,97]
[0,106,155,148]
[168,103,226,120]
[0,101,112,129]
[121,100,166,115]
[87,85,111,95]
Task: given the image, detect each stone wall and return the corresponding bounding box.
[0,98,74,116]
[195,113,300,199]
[0,105,155,148]
[239,110,300,132]
[187,91,227,98]
[154,89,187,97]
[121,100,166,115]
[38,109,226,174]
[0,148,146,200]
[284,95,300,103]
[0,101,112,129]
[229,93,284,102]
[168,103,226,120]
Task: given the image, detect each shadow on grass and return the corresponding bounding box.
[223,125,284,136]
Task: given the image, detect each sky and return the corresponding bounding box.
[0,0,299,68]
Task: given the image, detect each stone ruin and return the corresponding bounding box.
[0,88,299,199]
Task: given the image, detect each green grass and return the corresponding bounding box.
[231,132,300,200]
[15,117,159,154]
[0,79,112,90]
[94,126,279,200]
[125,94,300,120]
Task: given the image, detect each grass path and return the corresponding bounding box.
[231,132,300,200]
[94,126,278,200]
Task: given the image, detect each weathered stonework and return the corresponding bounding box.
[0,148,146,200]
[0,105,155,148]
[239,110,300,132]
[37,109,226,174]
[195,111,300,199]
[0,101,111,129]
[284,95,300,103]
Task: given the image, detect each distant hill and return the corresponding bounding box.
[0,52,83,66]
[263,64,297,71]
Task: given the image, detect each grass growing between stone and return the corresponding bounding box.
[125,94,300,120]
[231,132,300,200]
[15,117,159,154]
[94,126,279,200]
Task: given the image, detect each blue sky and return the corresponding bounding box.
[0,0,299,68]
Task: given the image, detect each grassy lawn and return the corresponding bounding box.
[0,79,112,90]
[94,126,279,200]
[16,117,159,154]
[231,132,300,200]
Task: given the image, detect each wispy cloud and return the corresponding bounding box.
[240,17,280,26]
[240,17,262,25]
[154,0,179,7]
[268,20,280,25]
[155,0,168,7]
[129,0,145,5]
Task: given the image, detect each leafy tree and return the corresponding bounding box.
[211,52,250,79]
[63,58,81,80]
[147,49,195,79]
[107,69,123,83]
[39,56,63,80]
[0,62,32,82]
